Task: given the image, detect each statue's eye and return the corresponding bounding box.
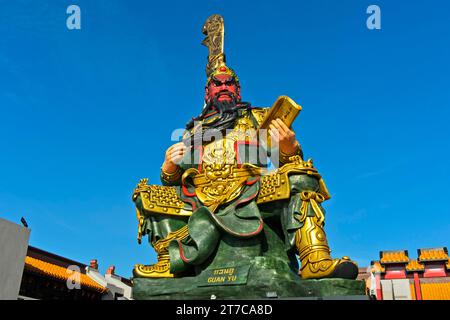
[225,80,235,86]
[213,80,222,87]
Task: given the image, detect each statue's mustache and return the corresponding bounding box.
[216,90,233,97]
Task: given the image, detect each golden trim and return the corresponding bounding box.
[153,225,189,251]
[299,191,326,225]
[184,164,262,213]
[295,215,356,279]
[134,226,190,278]
[256,156,329,204]
[279,142,302,165]
[140,186,191,216]
[161,166,183,184]
[257,171,290,204]
[136,207,144,244]
[250,108,270,127]
[133,179,192,217]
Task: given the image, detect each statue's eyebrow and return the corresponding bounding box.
[211,77,223,85]
[211,76,234,85]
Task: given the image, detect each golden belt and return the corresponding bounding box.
[133,156,330,222]
[183,164,262,212]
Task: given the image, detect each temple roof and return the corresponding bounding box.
[24,256,107,293]
[370,260,386,273]
[406,259,425,272]
[418,247,449,263]
[380,250,410,264]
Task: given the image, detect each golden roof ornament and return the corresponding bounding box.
[202,14,238,84]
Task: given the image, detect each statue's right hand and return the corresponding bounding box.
[162,142,187,173]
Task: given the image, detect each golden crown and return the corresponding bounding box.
[202,15,239,85]
[206,65,239,85]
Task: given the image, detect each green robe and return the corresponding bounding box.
[135,107,327,274]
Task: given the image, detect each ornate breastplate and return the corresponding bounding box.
[182,113,261,212]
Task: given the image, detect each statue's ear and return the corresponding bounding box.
[204,86,210,101]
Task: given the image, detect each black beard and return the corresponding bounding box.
[206,93,239,129]
[184,93,251,146]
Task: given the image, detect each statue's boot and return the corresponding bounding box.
[133,226,189,278]
[296,215,358,280]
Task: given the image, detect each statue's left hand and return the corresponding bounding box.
[269,118,300,155]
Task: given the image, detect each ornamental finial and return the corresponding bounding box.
[202,14,226,79]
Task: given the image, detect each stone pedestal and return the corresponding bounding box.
[132,260,366,299]
[132,222,366,300]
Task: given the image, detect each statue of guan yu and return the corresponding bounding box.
[131,14,365,299]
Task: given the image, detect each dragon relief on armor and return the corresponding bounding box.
[194,138,244,208]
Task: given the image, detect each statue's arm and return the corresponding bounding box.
[250,107,304,168]
[160,130,191,186]
[160,166,183,186]
[278,142,303,167]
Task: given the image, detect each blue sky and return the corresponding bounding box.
[1,0,449,277]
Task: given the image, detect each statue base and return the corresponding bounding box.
[132,222,366,300]
[132,256,366,299]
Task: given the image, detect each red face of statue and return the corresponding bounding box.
[205,74,241,104]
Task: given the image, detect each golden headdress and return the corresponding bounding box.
[202,14,239,85]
